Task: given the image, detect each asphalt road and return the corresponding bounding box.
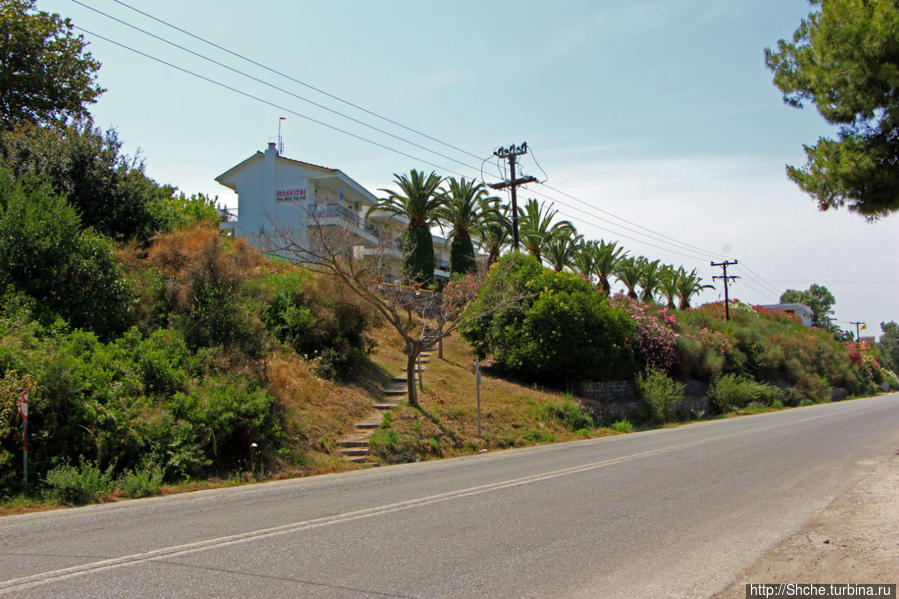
[1,394,897,598]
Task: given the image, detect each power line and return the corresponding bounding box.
[92,1,732,265]
[75,26,479,180]
[74,11,780,277]
[72,0,491,177]
[76,25,723,265]
[109,0,485,162]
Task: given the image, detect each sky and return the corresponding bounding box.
[35,0,899,336]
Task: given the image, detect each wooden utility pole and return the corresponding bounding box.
[850,321,865,342]
[488,142,537,251]
[711,260,739,321]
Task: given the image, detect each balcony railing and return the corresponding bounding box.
[307,202,379,240]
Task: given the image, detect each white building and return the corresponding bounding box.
[759,303,814,327]
[215,143,452,279]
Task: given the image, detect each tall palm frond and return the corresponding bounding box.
[545,229,583,272]
[434,177,490,274]
[595,240,626,295]
[658,264,679,309]
[517,198,574,262]
[638,258,662,303]
[474,197,509,266]
[675,267,713,310]
[614,256,643,300]
[370,169,444,227]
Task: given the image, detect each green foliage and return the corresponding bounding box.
[0,171,134,338]
[435,176,490,275]
[461,253,634,383]
[402,227,435,285]
[164,193,221,229]
[636,369,684,424]
[449,235,476,276]
[878,321,899,372]
[0,313,284,497]
[0,122,176,241]
[779,284,837,330]
[533,397,594,432]
[765,0,899,218]
[0,0,103,128]
[116,466,164,499]
[262,271,375,376]
[44,460,114,505]
[372,169,443,284]
[708,373,779,413]
[611,419,633,433]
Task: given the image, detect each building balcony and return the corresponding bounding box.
[307,202,380,246]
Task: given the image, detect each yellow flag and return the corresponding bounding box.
[861,323,867,330]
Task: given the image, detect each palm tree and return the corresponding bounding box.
[675,267,713,310]
[434,177,491,275]
[615,256,643,300]
[370,169,443,285]
[572,239,599,286]
[595,240,626,296]
[518,198,574,262]
[473,197,510,267]
[658,264,679,309]
[544,229,583,272]
[638,258,663,303]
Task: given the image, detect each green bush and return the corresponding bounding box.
[708,374,779,412]
[535,397,594,432]
[262,272,375,376]
[0,122,176,242]
[44,460,114,505]
[116,466,164,498]
[460,254,634,383]
[636,369,684,423]
[0,172,134,338]
[402,227,435,285]
[612,419,633,433]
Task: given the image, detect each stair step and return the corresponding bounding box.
[339,448,369,457]
[382,388,406,396]
[390,376,407,383]
[337,438,370,448]
[373,403,399,410]
[355,421,379,429]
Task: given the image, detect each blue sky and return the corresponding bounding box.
[36,0,899,334]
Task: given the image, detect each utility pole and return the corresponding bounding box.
[488,142,537,251]
[850,321,865,342]
[711,260,739,321]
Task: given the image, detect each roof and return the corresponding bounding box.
[214,150,337,189]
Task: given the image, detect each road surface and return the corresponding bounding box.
[1,393,897,598]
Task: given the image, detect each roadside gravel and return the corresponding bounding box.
[713,450,898,597]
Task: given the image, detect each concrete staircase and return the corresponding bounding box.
[338,329,440,464]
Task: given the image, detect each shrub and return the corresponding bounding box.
[44,460,114,505]
[636,369,684,423]
[616,297,679,373]
[534,397,594,432]
[0,122,176,242]
[262,271,376,376]
[708,374,779,412]
[461,254,634,382]
[612,419,633,433]
[116,466,164,498]
[0,173,134,338]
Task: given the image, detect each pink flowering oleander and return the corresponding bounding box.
[613,296,679,372]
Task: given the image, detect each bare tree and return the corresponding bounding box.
[265,210,523,409]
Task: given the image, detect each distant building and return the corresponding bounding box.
[759,303,814,327]
[215,143,453,279]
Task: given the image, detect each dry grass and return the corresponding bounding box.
[364,327,616,463]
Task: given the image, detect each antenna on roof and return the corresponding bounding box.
[277,117,286,155]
